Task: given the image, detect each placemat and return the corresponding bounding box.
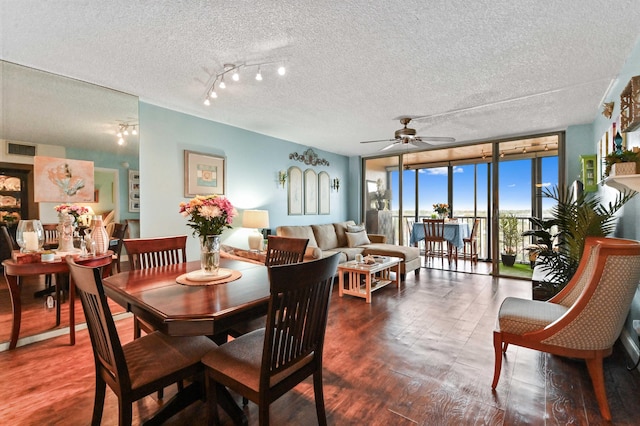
[176,269,242,286]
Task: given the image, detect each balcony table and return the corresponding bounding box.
[3,250,113,350]
[410,221,470,249]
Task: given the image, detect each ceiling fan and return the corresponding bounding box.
[360,117,455,151]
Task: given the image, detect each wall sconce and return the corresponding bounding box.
[278,170,287,188]
[331,178,340,192]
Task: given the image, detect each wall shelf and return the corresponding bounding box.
[604,174,640,192]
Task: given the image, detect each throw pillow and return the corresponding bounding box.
[347,223,365,233]
[346,230,371,247]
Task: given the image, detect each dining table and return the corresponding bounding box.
[410,221,470,249]
[102,257,272,425]
[3,250,114,350]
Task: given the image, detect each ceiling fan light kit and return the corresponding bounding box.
[202,61,286,105]
[360,116,455,151]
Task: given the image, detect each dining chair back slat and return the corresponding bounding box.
[123,235,187,271]
[42,223,59,250]
[265,235,309,266]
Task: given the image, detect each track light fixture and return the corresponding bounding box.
[201,61,287,106]
[115,123,138,145]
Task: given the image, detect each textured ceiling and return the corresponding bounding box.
[1,0,640,157]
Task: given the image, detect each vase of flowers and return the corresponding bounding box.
[179,195,236,275]
[54,204,89,252]
[433,203,449,219]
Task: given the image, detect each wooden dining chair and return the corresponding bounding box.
[124,235,187,339]
[109,222,128,274]
[422,218,449,268]
[203,253,340,426]
[42,223,59,248]
[264,235,309,266]
[492,237,640,421]
[66,256,217,426]
[123,235,187,271]
[227,236,309,341]
[463,219,480,264]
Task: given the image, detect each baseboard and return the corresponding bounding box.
[0,312,132,352]
[620,328,640,371]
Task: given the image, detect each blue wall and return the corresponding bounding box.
[138,102,352,259]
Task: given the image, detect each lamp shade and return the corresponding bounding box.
[242,210,269,229]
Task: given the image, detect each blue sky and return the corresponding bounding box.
[391,156,558,213]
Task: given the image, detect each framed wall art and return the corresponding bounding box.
[287,166,303,215]
[318,171,330,214]
[184,150,226,197]
[128,170,140,212]
[33,156,95,203]
[304,169,318,215]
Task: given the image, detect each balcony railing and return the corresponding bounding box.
[392,214,543,264]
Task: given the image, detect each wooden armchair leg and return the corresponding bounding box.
[586,354,611,421]
[492,331,503,389]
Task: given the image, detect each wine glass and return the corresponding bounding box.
[15,219,45,252]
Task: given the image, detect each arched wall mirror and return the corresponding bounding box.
[0,60,139,347]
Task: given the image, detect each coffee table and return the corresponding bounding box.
[338,256,402,303]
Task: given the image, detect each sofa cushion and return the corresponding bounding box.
[363,243,420,262]
[311,224,339,250]
[334,247,364,261]
[333,221,356,248]
[346,230,371,247]
[276,225,318,247]
[346,223,365,233]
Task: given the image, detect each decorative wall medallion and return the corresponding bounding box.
[289,148,330,166]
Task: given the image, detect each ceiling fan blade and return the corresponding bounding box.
[360,138,396,144]
[416,136,456,144]
[380,142,399,151]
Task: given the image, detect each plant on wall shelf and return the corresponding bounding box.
[604,149,640,177]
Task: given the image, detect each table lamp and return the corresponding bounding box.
[243,209,269,251]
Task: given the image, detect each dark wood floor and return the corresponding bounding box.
[1,264,639,425]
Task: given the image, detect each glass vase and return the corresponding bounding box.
[88,215,109,255]
[201,235,220,276]
[16,219,45,252]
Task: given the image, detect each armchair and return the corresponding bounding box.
[492,237,640,421]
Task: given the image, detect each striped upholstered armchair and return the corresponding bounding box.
[492,237,640,421]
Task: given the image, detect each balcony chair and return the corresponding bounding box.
[202,253,340,425]
[66,256,216,426]
[406,217,415,247]
[462,219,480,264]
[422,218,450,268]
[492,236,640,421]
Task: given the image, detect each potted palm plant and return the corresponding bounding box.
[500,213,519,267]
[523,184,635,300]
